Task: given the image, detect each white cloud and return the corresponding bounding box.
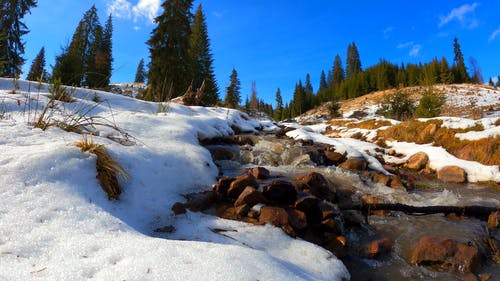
[107,0,160,23]
[439,2,480,28]
[397,41,421,57]
[383,26,394,38]
[212,10,224,18]
[488,27,500,42]
[409,44,422,57]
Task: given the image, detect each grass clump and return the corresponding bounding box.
[348,119,393,130]
[48,78,75,103]
[74,134,129,200]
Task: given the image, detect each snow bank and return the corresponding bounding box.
[0,78,349,280]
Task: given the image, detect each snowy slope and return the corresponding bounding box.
[0,78,349,280]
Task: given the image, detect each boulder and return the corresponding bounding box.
[372,172,391,186]
[251,166,270,179]
[321,218,337,233]
[324,147,347,165]
[209,148,234,161]
[324,235,348,257]
[340,157,368,171]
[287,208,308,230]
[294,196,322,224]
[234,186,265,207]
[406,152,429,171]
[171,202,187,215]
[296,172,335,201]
[365,238,393,259]
[390,175,405,190]
[487,211,499,229]
[262,180,297,205]
[235,204,251,217]
[437,166,467,183]
[410,236,480,273]
[259,206,289,226]
[213,176,235,197]
[185,191,216,212]
[227,173,258,199]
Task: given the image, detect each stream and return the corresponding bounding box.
[205,132,500,281]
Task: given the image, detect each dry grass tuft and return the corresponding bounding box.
[378,119,500,165]
[74,134,128,200]
[348,119,393,130]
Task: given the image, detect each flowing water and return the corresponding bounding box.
[209,134,500,281]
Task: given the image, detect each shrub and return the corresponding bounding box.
[328,100,341,118]
[48,78,74,102]
[415,91,446,118]
[377,90,415,120]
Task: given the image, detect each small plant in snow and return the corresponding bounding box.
[92,92,101,103]
[377,90,415,121]
[48,78,75,103]
[415,88,446,118]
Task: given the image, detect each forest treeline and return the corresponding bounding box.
[1,0,499,120]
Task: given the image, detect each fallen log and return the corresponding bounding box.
[342,203,499,221]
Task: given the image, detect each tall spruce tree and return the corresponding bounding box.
[134,59,147,83]
[26,47,47,81]
[52,5,102,87]
[331,54,345,93]
[452,37,468,83]
[147,0,193,101]
[249,80,258,111]
[224,68,241,108]
[99,14,113,87]
[346,42,361,80]
[189,4,219,105]
[439,57,453,84]
[274,88,283,121]
[319,70,328,92]
[0,0,37,77]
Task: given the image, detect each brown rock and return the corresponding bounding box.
[209,148,234,161]
[361,195,387,216]
[171,202,187,215]
[372,172,391,186]
[259,206,289,226]
[235,204,251,217]
[292,181,310,192]
[287,208,308,230]
[365,238,393,259]
[227,173,258,199]
[294,196,322,224]
[213,176,235,197]
[262,180,297,205]
[324,147,347,165]
[321,218,337,232]
[387,148,396,156]
[186,191,216,212]
[488,211,499,229]
[234,186,265,207]
[324,235,348,257]
[340,157,368,171]
[251,167,270,179]
[390,175,405,190]
[437,166,467,183]
[406,152,429,171]
[296,172,335,201]
[410,236,480,273]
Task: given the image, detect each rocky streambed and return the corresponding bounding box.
[174,128,500,281]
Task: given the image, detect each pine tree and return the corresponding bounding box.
[497,76,500,87]
[147,0,193,101]
[319,70,327,92]
[489,77,494,86]
[452,37,468,83]
[439,57,453,84]
[52,5,102,87]
[331,54,345,98]
[0,0,37,77]
[291,80,305,116]
[274,88,283,121]
[189,4,219,106]
[134,59,147,83]
[346,42,361,80]
[99,15,113,87]
[224,68,241,108]
[26,47,47,81]
[249,80,258,112]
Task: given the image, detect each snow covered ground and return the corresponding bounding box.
[0,78,349,280]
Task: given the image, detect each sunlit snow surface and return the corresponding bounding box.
[0,78,349,280]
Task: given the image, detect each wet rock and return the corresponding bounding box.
[213,176,235,197]
[251,166,270,179]
[296,172,335,201]
[186,191,216,212]
[372,172,391,186]
[410,236,480,273]
[227,173,258,199]
[262,180,297,205]
[463,273,479,281]
[287,208,308,230]
[324,147,347,165]
[342,210,367,226]
[321,218,337,233]
[235,204,251,217]
[390,175,405,190]
[209,147,235,161]
[259,206,289,226]
[437,166,467,183]
[324,235,348,257]
[365,238,393,259]
[361,195,387,216]
[340,157,368,171]
[294,196,322,224]
[233,135,261,146]
[171,202,187,215]
[234,186,265,207]
[488,211,499,229]
[154,225,175,233]
[406,152,429,171]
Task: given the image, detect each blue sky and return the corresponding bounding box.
[23,1,500,105]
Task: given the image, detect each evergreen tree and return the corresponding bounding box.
[304,73,314,108]
[224,68,241,108]
[439,57,453,84]
[99,14,113,87]
[0,0,37,77]
[497,76,500,87]
[274,88,283,121]
[147,0,193,101]
[86,24,103,88]
[249,80,258,111]
[452,37,468,83]
[318,70,327,92]
[291,80,305,116]
[396,63,407,86]
[346,42,361,80]
[26,47,47,81]
[189,4,219,105]
[489,77,494,86]
[134,58,147,83]
[52,5,102,87]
